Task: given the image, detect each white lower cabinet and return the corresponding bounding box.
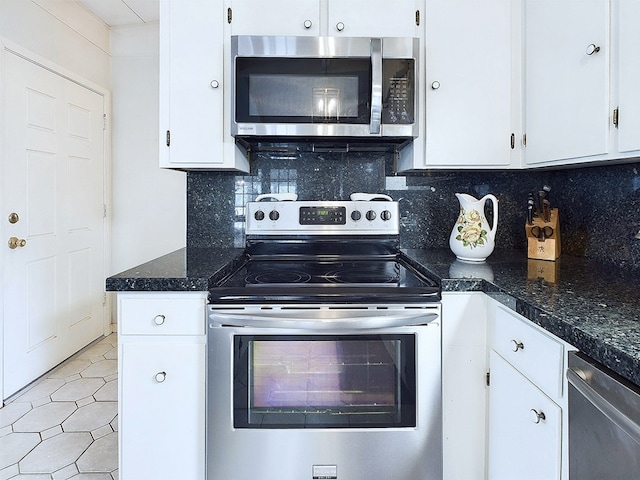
[117,292,207,480]
[441,292,488,480]
[488,350,562,479]
[487,300,574,480]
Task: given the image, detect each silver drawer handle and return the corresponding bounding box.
[153,314,166,326]
[511,339,524,352]
[530,409,546,424]
[155,371,167,383]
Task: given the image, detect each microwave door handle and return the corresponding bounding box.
[370,38,382,135]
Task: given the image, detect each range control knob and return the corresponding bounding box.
[351,210,362,221]
[254,210,265,221]
[366,210,377,221]
[381,210,392,221]
[269,210,280,221]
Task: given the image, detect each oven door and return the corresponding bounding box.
[206,304,441,480]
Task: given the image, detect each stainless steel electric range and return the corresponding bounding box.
[207,196,442,480]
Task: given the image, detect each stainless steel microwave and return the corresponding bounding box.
[231,35,419,140]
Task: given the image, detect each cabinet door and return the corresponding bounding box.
[229,0,320,36]
[327,0,422,37]
[120,342,205,479]
[524,0,609,165]
[488,351,562,480]
[159,0,248,170]
[422,0,515,168]
[616,0,640,154]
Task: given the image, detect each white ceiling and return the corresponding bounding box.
[76,0,159,27]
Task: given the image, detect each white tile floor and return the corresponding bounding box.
[0,335,119,480]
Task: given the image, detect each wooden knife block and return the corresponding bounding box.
[526,208,561,261]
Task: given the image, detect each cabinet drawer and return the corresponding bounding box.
[492,306,564,398]
[119,294,206,336]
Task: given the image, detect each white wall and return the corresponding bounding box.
[0,0,110,88]
[109,23,186,274]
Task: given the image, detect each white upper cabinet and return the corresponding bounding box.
[397,0,519,171]
[229,0,321,36]
[523,0,610,166]
[229,0,422,37]
[614,0,640,155]
[159,0,249,171]
[326,0,423,37]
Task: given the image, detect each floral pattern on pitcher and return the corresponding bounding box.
[454,208,489,249]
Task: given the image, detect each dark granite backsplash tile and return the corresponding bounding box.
[187,152,640,271]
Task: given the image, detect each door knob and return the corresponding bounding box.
[8,212,19,224]
[8,237,27,249]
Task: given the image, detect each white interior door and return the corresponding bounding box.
[2,49,106,399]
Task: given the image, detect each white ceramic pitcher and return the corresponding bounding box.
[449,193,499,262]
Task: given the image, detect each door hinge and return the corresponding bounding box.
[103,113,107,131]
[415,10,420,26]
[103,292,107,307]
[510,133,515,149]
[103,204,107,219]
[613,107,619,128]
[227,7,232,24]
[522,133,527,147]
[166,130,170,147]
[486,371,491,387]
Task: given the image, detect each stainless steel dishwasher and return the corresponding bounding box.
[567,352,640,479]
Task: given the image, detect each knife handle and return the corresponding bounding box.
[527,199,535,225]
[542,199,551,223]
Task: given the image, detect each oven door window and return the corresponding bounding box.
[235,57,371,124]
[233,334,416,429]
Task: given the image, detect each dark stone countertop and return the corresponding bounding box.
[105,247,245,292]
[404,248,640,387]
[106,247,640,387]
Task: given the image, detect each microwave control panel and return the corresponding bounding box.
[382,59,415,125]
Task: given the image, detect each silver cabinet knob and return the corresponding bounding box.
[431,81,441,90]
[530,409,546,424]
[586,43,600,55]
[155,371,167,383]
[153,314,166,326]
[210,80,220,89]
[336,21,345,32]
[511,339,524,352]
[303,19,312,29]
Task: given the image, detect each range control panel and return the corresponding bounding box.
[246,200,399,235]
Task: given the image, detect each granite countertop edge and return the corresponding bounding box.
[106,247,640,387]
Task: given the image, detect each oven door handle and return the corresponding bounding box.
[210,311,438,330]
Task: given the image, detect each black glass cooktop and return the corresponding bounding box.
[209,254,440,304]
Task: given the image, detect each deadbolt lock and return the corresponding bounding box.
[8,237,27,249]
[8,212,19,224]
